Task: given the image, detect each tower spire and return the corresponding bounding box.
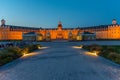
[58,17,61,24]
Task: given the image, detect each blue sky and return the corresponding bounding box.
[0,0,120,28]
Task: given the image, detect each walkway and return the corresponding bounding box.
[0,42,120,80]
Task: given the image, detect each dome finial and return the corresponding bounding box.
[58,17,61,24]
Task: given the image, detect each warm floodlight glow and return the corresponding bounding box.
[22,47,48,58]
[23,53,26,56]
[85,52,98,57]
[73,45,83,49]
[23,53,29,56]
[38,46,41,49]
[22,52,38,58]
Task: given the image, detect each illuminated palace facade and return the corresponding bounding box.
[0,19,120,41]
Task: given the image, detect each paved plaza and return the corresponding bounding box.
[0,42,120,80]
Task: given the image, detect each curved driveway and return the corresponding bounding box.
[0,42,120,80]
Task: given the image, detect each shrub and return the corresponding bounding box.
[36,44,41,48]
[115,57,120,64]
[21,47,29,54]
[4,47,23,58]
[82,45,90,50]
[0,50,9,59]
[99,49,109,58]
[99,46,117,57]
[114,46,120,53]
[21,44,41,54]
[106,47,115,52]
[82,44,120,64]
[0,44,42,66]
[107,52,118,60]
[0,57,13,65]
[107,52,120,64]
[89,44,102,52]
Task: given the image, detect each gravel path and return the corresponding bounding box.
[0,42,120,80]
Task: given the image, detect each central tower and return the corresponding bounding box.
[57,21,62,30]
[56,21,63,39]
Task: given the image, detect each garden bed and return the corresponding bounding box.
[82,44,120,64]
[0,44,41,66]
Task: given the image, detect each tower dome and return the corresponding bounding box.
[112,19,117,25]
[1,19,6,26]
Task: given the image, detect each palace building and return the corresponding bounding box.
[0,19,120,41]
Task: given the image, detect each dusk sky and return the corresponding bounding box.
[0,0,120,28]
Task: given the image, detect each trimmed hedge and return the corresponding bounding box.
[0,44,41,66]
